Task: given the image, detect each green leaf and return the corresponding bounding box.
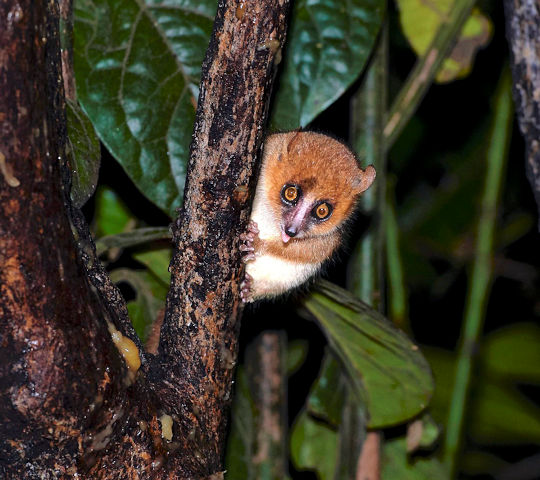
[304,281,433,428]
[299,351,367,479]
[74,0,215,216]
[66,98,101,208]
[287,340,309,376]
[290,410,338,480]
[96,227,171,256]
[110,268,167,341]
[75,0,384,213]
[425,347,540,445]
[133,247,172,285]
[226,367,292,480]
[382,437,448,480]
[271,0,384,129]
[225,369,255,480]
[93,186,134,238]
[395,1,491,83]
[481,323,540,384]
[460,450,508,477]
[307,351,351,427]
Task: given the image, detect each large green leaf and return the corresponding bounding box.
[74,0,215,216]
[292,351,366,479]
[271,0,384,129]
[304,281,433,428]
[74,0,384,214]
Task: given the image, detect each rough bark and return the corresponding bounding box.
[0,0,290,478]
[152,0,291,476]
[504,0,540,222]
[0,1,129,477]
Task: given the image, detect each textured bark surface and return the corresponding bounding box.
[0,0,290,478]
[153,0,290,476]
[504,0,540,221]
[0,1,128,477]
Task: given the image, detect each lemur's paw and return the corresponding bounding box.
[240,273,254,303]
[239,220,259,263]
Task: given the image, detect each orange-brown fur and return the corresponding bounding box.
[243,131,375,302]
[261,131,375,239]
[254,233,340,264]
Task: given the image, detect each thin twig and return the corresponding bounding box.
[443,70,513,477]
[384,0,476,150]
[347,22,388,480]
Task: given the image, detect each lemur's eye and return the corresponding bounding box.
[281,184,300,205]
[312,201,333,220]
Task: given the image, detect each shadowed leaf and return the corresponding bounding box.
[305,280,433,428]
[271,0,385,129]
[66,99,100,207]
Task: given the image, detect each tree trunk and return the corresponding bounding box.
[0,0,290,477]
[504,0,540,223]
[0,0,128,476]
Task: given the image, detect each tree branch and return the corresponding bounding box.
[504,0,540,224]
[151,0,290,477]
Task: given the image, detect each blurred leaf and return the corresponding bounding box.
[298,351,367,479]
[395,128,488,291]
[417,413,440,450]
[133,247,172,285]
[290,410,338,480]
[66,99,101,208]
[426,347,540,445]
[305,281,433,428]
[496,213,534,249]
[437,10,492,82]
[460,450,508,477]
[226,366,291,480]
[271,0,384,129]
[110,268,167,341]
[307,352,350,427]
[396,1,491,83]
[481,323,540,384]
[287,340,309,376]
[225,369,256,480]
[93,186,134,238]
[333,393,365,479]
[382,437,448,479]
[96,227,171,256]
[74,0,215,216]
[406,413,440,453]
[470,382,540,445]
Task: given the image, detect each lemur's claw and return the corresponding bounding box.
[240,221,259,262]
[240,221,259,303]
[240,273,253,303]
